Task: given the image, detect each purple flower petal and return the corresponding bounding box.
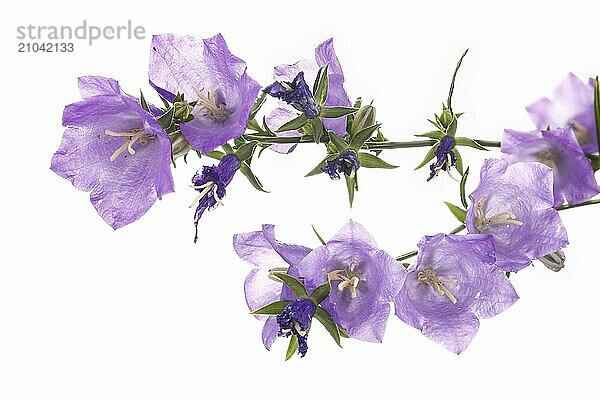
[264,107,301,154]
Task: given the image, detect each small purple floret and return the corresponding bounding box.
[428,136,457,181]
[264,72,320,118]
[321,150,360,180]
[276,298,316,357]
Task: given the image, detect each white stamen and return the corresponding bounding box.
[193,87,228,123]
[188,182,215,208]
[328,269,360,299]
[474,199,524,232]
[105,129,154,161]
[417,267,458,304]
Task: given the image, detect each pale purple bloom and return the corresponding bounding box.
[321,150,360,180]
[465,159,568,272]
[501,128,600,206]
[296,221,407,342]
[234,225,312,350]
[264,72,320,118]
[270,38,352,136]
[149,33,261,153]
[394,234,518,354]
[276,298,316,357]
[51,76,174,229]
[527,73,598,153]
[428,136,457,181]
[190,155,240,243]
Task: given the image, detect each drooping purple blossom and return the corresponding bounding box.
[269,38,352,137]
[190,154,240,243]
[428,136,457,181]
[264,72,320,118]
[394,234,518,354]
[321,150,360,180]
[149,33,261,153]
[296,220,407,342]
[465,158,568,272]
[234,225,312,350]
[527,73,598,153]
[276,298,316,357]
[501,127,600,206]
[51,76,174,229]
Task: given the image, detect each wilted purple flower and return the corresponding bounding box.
[190,154,240,243]
[264,72,320,118]
[296,221,407,342]
[234,225,312,350]
[527,73,598,153]
[465,159,568,272]
[501,127,600,206]
[270,38,352,136]
[276,298,316,357]
[51,76,174,229]
[149,33,261,153]
[394,234,518,354]
[428,136,457,181]
[321,150,360,180]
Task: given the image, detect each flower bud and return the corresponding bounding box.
[173,101,194,120]
[350,104,377,135]
[538,250,566,272]
[439,108,454,128]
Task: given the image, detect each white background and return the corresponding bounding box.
[1,0,599,398]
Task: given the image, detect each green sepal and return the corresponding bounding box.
[313,64,329,105]
[594,77,600,151]
[311,225,326,245]
[308,281,331,305]
[314,306,342,347]
[445,116,458,137]
[453,148,464,175]
[357,153,398,169]
[414,143,440,170]
[415,130,444,140]
[251,299,291,315]
[587,153,600,171]
[305,154,338,177]
[249,91,267,121]
[277,113,310,132]
[460,166,470,208]
[312,118,325,144]
[139,90,150,112]
[156,107,175,130]
[240,162,269,193]
[455,137,489,151]
[444,201,467,223]
[246,118,262,133]
[338,328,350,338]
[328,130,348,152]
[205,150,225,160]
[345,174,357,207]
[272,272,309,298]
[320,106,359,119]
[350,123,381,150]
[234,141,258,161]
[285,335,299,361]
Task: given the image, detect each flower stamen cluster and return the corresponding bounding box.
[104,128,154,161]
[417,267,458,304]
[192,87,228,123]
[473,199,523,232]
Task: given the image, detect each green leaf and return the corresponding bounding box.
[240,162,269,193]
[444,201,467,223]
[249,91,267,120]
[594,77,600,151]
[328,130,348,152]
[587,153,600,171]
[309,282,331,305]
[313,64,329,105]
[460,166,470,208]
[414,143,440,170]
[277,113,310,132]
[320,106,359,119]
[345,175,356,207]
[234,141,258,161]
[285,335,299,361]
[305,154,338,177]
[455,137,489,151]
[350,123,381,150]
[156,107,175,130]
[447,49,469,113]
[139,90,150,113]
[272,272,308,298]
[453,149,464,175]
[311,225,326,245]
[312,118,325,144]
[205,150,225,160]
[358,153,398,169]
[251,300,291,315]
[314,306,342,347]
[339,328,350,338]
[445,116,458,137]
[415,130,444,140]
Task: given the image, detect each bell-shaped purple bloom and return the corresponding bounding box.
[270,38,352,137]
[276,298,316,357]
[296,221,407,342]
[428,136,457,181]
[190,155,240,243]
[501,127,600,206]
[394,234,518,354]
[51,76,174,229]
[527,73,598,153]
[465,158,568,272]
[321,150,360,180]
[234,225,312,350]
[149,33,261,153]
[264,72,320,118]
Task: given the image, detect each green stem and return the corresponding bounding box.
[472,140,501,148]
[395,224,466,262]
[555,199,600,211]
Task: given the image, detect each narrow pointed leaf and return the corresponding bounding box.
[415,130,444,140]
[320,106,359,119]
[455,137,489,151]
[277,113,310,132]
[328,130,348,152]
[285,335,298,361]
[305,154,338,177]
[309,282,331,305]
[314,306,342,347]
[447,49,469,113]
[156,107,175,130]
[350,123,381,150]
[453,148,464,175]
[240,162,269,193]
[312,118,325,144]
[251,300,291,315]
[311,225,326,245]
[234,141,258,161]
[444,201,467,223]
[249,91,267,120]
[139,90,150,112]
[357,153,398,169]
[415,143,439,170]
[272,272,308,298]
[345,175,356,207]
[314,64,329,105]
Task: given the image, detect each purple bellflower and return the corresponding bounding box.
[234,225,312,351]
[501,127,600,206]
[321,150,360,180]
[264,72,320,118]
[190,154,240,243]
[51,76,174,229]
[527,73,598,153]
[296,220,407,342]
[276,298,316,357]
[149,33,261,153]
[394,234,518,354]
[465,159,568,272]
[428,136,457,181]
